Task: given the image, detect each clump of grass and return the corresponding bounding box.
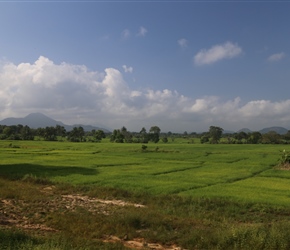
[0,229,38,249]
[22,174,53,185]
[8,143,20,148]
[0,229,126,250]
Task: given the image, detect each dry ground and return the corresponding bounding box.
[0,185,183,250]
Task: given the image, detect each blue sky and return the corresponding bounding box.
[0,1,290,132]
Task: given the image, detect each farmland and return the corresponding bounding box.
[1,139,290,249]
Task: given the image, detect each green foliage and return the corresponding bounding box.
[209,126,223,143]
[247,131,262,144]
[279,149,290,166]
[149,125,160,143]
[68,126,85,142]
[200,135,209,144]
[110,129,124,143]
[0,229,38,249]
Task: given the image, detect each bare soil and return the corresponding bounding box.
[0,185,183,250]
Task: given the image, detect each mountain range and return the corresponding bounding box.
[0,113,110,132]
[237,127,289,135]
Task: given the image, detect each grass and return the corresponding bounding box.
[0,141,284,200]
[1,140,290,248]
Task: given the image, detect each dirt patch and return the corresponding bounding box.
[275,163,290,170]
[0,199,57,232]
[0,198,57,234]
[1,187,145,232]
[103,235,184,250]
[0,186,184,250]
[61,194,145,210]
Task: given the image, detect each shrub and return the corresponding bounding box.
[279,149,290,165]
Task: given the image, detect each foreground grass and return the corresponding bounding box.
[1,140,290,248]
[1,177,290,249]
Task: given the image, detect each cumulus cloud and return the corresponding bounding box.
[178,38,188,48]
[1,56,290,132]
[194,41,242,66]
[122,65,133,73]
[267,52,285,62]
[137,26,147,37]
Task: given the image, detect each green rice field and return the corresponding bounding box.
[1,139,290,249]
[1,140,289,205]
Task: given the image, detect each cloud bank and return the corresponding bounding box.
[194,42,242,66]
[1,56,290,132]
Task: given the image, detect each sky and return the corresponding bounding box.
[0,0,290,133]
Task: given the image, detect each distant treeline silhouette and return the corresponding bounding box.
[1,124,290,144]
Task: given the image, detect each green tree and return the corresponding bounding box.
[43,126,57,141]
[139,127,149,143]
[3,126,13,139]
[110,129,124,143]
[247,132,262,144]
[121,126,133,143]
[234,131,248,143]
[262,131,281,144]
[69,126,85,142]
[200,134,209,144]
[94,130,105,142]
[20,125,34,140]
[149,126,161,143]
[56,125,66,139]
[283,130,290,142]
[209,126,223,144]
[162,137,168,143]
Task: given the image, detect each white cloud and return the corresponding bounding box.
[194,41,242,66]
[267,52,285,62]
[122,65,133,73]
[178,38,188,48]
[1,56,290,132]
[121,29,130,39]
[137,26,147,37]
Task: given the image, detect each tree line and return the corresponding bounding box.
[0,124,105,142]
[200,126,290,144]
[1,124,290,144]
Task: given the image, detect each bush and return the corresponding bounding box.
[279,149,290,166]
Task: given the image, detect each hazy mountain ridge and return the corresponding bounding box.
[236,128,252,134]
[0,113,110,132]
[237,127,289,135]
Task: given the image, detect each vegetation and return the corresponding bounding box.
[277,149,290,169]
[3,124,290,145]
[1,139,290,249]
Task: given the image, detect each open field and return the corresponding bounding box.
[1,140,290,249]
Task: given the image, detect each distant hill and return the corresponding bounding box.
[259,126,288,135]
[237,128,252,133]
[235,127,289,135]
[0,113,110,132]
